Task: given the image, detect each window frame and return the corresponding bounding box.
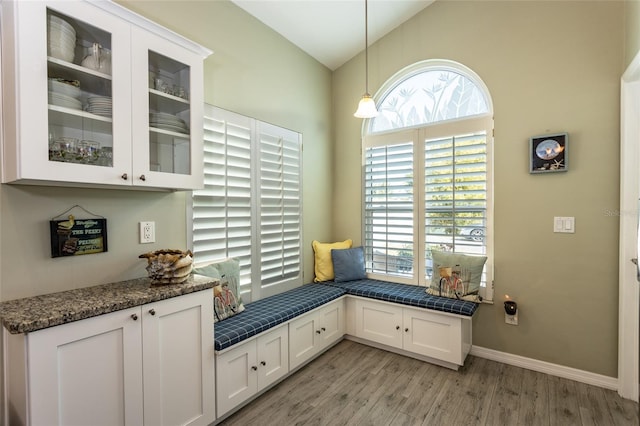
[188,105,303,303]
[362,60,494,301]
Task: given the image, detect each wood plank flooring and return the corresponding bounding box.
[218,340,639,426]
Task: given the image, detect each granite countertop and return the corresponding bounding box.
[0,274,217,334]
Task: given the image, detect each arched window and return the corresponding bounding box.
[363,60,494,301]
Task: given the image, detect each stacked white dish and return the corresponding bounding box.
[86,96,112,117]
[150,112,189,134]
[48,78,82,110]
[48,14,76,63]
[48,91,82,110]
[48,78,81,98]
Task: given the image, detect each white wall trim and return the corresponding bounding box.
[470,346,618,391]
[618,48,640,402]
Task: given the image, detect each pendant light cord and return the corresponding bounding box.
[364,0,369,95]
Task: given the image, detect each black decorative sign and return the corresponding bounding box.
[50,216,108,258]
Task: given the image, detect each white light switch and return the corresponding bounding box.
[554,216,575,233]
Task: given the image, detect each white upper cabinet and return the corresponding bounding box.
[0,0,211,190]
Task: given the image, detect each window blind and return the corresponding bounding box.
[424,132,487,282]
[257,122,302,288]
[364,142,415,278]
[191,105,303,302]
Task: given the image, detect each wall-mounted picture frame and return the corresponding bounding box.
[529,133,568,174]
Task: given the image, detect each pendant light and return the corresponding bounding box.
[354,0,378,118]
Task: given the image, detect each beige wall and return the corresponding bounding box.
[333,0,624,377]
[625,0,640,69]
[0,0,333,301]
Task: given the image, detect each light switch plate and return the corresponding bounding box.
[553,216,575,233]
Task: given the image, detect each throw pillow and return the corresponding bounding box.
[312,239,353,282]
[427,251,487,302]
[194,258,245,322]
[331,246,367,282]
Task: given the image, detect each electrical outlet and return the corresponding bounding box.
[505,312,518,326]
[139,221,155,244]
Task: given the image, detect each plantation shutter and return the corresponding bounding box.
[424,131,488,283]
[363,131,417,283]
[192,106,253,299]
[257,122,302,290]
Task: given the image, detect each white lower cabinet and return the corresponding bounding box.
[216,324,289,418]
[289,299,344,370]
[3,290,214,426]
[354,298,471,366]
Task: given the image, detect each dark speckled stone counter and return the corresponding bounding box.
[0,274,217,334]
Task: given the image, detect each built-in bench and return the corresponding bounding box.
[213,279,478,422]
[214,283,344,351]
[214,279,477,352]
[327,279,478,316]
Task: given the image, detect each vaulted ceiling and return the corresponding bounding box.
[231,0,434,70]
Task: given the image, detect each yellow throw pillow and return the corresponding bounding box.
[312,239,353,282]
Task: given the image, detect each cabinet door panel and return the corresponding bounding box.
[288,313,320,370]
[27,307,143,426]
[403,309,462,364]
[216,342,258,418]
[257,325,289,390]
[130,26,204,190]
[143,290,215,426]
[318,300,344,349]
[355,299,403,348]
[8,0,133,186]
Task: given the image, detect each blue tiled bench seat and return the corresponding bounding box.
[214,284,345,351]
[328,279,478,317]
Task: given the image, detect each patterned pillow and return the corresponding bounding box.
[427,251,487,302]
[331,246,367,282]
[312,239,353,282]
[194,258,245,322]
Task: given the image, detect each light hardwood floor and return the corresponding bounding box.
[219,340,639,426]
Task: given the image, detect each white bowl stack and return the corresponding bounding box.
[48,78,82,110]
[48,14,76,63]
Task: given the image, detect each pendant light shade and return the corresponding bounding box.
[354,94,378,118]
[354,0,378,118]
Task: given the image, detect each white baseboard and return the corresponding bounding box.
[470,346,618,391]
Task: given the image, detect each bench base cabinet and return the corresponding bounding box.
[289,299,345,370]
[3,290,214,426]
[216,324,289,418]
[353,298,472,368]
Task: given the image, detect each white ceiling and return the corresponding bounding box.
[231,0,434,70]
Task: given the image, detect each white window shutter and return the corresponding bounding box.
[257,122,303,290]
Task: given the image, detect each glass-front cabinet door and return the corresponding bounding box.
[131,26,204,190]
[1,0,209,190]
[6,0,132,186]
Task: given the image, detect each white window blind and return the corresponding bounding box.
[190,106,302,302]
[424,132,488,283]
[257,122,302,289]
[364,141,415,280]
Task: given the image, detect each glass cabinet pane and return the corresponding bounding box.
[147,51,191,175]
[46,8,114,168]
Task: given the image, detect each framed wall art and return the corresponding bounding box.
[529,133,568,174]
